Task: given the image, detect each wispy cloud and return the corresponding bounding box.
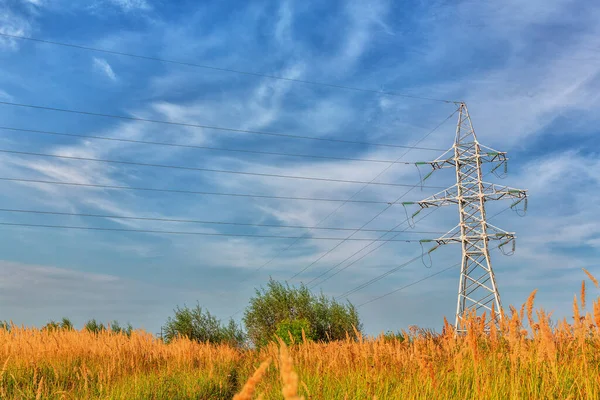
[91,0,151,12]
[110,0,151,11]
[0,6,32,50]
[93,57,118,81]
[0,89,13,101]
[0,0,599,335]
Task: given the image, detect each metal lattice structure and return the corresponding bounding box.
[413,103,527,333]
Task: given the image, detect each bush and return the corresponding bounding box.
[162,303,245,347]
[85,319,106,334]
[275,318,314,345]
[243,278,362,347]
[109,320,133,337]
[43,318,74,332]
[381,330,405,343]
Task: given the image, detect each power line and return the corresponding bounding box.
[353,202,519,307]
[0,126,423,164]
[0,33,456,104]
[338,204,515,302]
[0,101,447,151]
[0,207,446,234]
[0,148,446,189]
[357,264,460,307]
[339,254,433,299]
[285,109,459,281]
[226,108,459,318]
[313,171,495,290]
[0,176,397,204]
[0,221,432,241]
[308,208,438,289]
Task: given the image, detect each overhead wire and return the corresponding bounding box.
[301,158,510,291]
[346,204,518,306]
[308,207,439,289]
[0,207,446,234]
[0,221,430,241]
[0,177,397,204]
[339,254,438,300]
[0,126,425,164]
[0,101,447,151]
[357,264,460,308]
[285,108,459,282]
[0,32,456,104]
[226,108,459,318]
[0,148,447,189]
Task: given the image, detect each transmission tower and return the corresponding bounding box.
[410,103,527,333]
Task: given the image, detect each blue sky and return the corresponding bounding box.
[0,0,599,336]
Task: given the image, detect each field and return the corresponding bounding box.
[2,274,600,399]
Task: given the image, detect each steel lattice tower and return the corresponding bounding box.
[412,103,527,332]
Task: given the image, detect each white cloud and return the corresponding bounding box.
[0,7,32,50]
[23,0,44,6]
[274,0,294,46]
[93,57,117,81]
[0,89,13,101]
[104,0,151,12]
[1,0,600,335]
[331,0,391,71]
[0,260,215,330]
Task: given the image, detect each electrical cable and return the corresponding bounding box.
[284,109,459,282]
[0,32,457,104]
[357,264,460,307]
[0,126,425,164]
[0,101,447,151]
[308,208,438,289]
[348,205,516,305]
[330,173,504,298]
[339,254,435,300]
[0,148,447,188]
[0,207,446,234]
[0,221,431,241]
[226,108,459,318]
[0,177,397,204]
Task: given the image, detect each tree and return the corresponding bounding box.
[243,278,362,347]
[60,317,74,330]
[275,318,314,345]
[162,303,245,347]
[109,320,133,336]
[84,319,106,334]
[43,318,73,331]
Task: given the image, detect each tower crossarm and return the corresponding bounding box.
[417,144,507,171]
[479,183,527,202]
[409,184,459,209]
[429,223,515,246]
[412,183,527,210]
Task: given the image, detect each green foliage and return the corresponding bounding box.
[381,330,405,343]
[109,320,133,337]
[60,317,74,330]
[83,319,133,336]
[85,319,106,334]
[243,278,362,347]
[0,320,10,331]
[275,318,314,345]
[162,303,245,347]
[43,318,74,332]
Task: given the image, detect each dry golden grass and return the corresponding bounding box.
[1,270,600,399]
[233,359,270,400]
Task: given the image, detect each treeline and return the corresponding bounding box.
[2,279,393,348]
[1,318,133,336]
